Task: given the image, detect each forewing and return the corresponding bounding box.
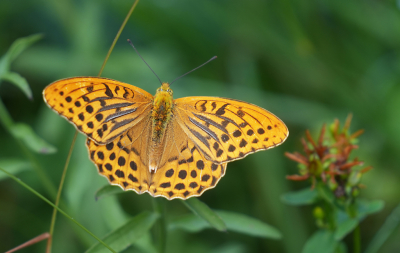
[86,116,152,194]
[148,119,227,200]
[174,97,288,164]
[43,77,153,144]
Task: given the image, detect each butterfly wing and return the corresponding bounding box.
[43,77,153,144]
[174,97,288,164]
[86,115,152,195]
[148,118,227,199]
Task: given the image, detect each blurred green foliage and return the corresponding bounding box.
[1,0,400,252]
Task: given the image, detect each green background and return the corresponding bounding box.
[1,0,399,252]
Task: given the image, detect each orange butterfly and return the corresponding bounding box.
[43,62,288,200]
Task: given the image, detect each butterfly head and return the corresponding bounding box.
[153,82,174,114]
[158,82,172,93]
[155,82,173,98]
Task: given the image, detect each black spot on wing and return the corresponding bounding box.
[178,170,187,179]
[123,87,130,98]
[86,105,94,113]
[87,86,94,92]
[95,114,103,122]
[129,174,138,182]
[160,182,171,188]
[103,83,114,98]
[237,109,245,117]
[81,95,89,102]
[195,100,207,112]
[215,103,229,116]
[165,169,174,177]
[175,183,185,190]
[106,142,114,150]
[211,102,217,111]
[130,161,137,171]
[233,130,242,137]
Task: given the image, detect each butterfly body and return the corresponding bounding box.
[149,82,174,173]
[43,77,288,200]
[151,83,173,142]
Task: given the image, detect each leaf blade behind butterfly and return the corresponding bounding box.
[181,198,227,232]
[85,211,159,253]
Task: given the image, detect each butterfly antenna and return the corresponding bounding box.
[128,39,162,85]
[169,56,217,85]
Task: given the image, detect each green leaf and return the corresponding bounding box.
[169,210,281,239]
[95,185,124,201]
[0,159,31,181]
[10,123,57,154]
[169,213,210,233]
[7,34,43,62]
[85,212,159,253]
[302,230,337,253]
[0,34,42,76]
[281,188,318,206]
[216,210,281,239]
[317,183,335,204]
[181,198,227,232]
[357,199,385,217]
[365,202,400,253]
[335,218,358,241]
[1,72,33,99]
[131,233,158,253]
[336,242,348,253]
[333,199,384,241]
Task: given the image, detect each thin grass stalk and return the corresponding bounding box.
[46,131,78,253]
[45,0,141,252]
[152,198,167,253]
[0,167,116,253]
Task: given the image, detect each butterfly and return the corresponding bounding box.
[43,73,288,200]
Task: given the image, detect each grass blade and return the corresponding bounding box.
[95,185,124,201]
[281,187,318,206]
[182,198,227,232]
[85,212,159,253]
[1,72,32,99]
[0,158,30,181]
[0,166,116,253]
[169,210,281,239]
[365,203,400,253]
[10,123,57,154]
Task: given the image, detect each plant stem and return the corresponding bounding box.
[152,198,166,253]
[6,233,50,253]
[44,0,141,252]
[353,225,361,253]
[46,131,78,253]
[0,167,116,253]
[98,0,140,77]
